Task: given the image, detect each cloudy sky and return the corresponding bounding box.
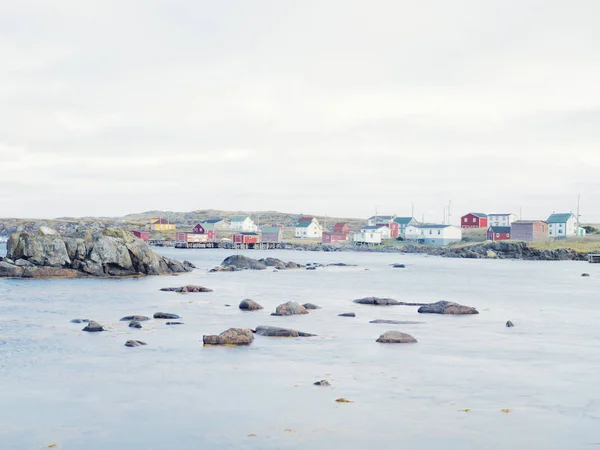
[1,1,600,222]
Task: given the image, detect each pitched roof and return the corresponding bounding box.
[235,232,259,236]
[261,226,282,234]
[333,222,348,228]
[546,213,575,224]
[368,215,394,221]
[362,225,387,230]
[231,215,250,222]
[295,221,313,228]
[298,216,315,222]
[489,226,511,233]
[418,224,453,229]
[487,213,515,217]
[202,218,224,224]
[324,231,347,236]
[394,217,415,225]
[151,218,171,224]
[512,220,546,224]
[465,212,487,218]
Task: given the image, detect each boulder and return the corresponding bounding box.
[338,312,356,317]
[306,266,317,271]
[506,320,515,328]
[125,340,147,347]
[376,331,418,343]
[370,319,423,324]
[82,320,105,332]
[271,301,309,316]
[70,318,89,324]
[129,321,142,329]
[417,301,479,315]
[1,227,193,278]
[353,297,427,306]
[254,326,316,337]
[314,380,331,386]
[166,321,184,325]
[160,285,213,293]
[120,315,150,322]
[203,328,254,346]
[327,263,357,267]
[220,255,267,270]
[302,303,321,310]
[582,273,590,277]
[239,299,263,311]
[153,312,180,319]
[392,264,406,268]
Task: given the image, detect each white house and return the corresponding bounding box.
[405,224,462,246]
[394,217,418,236]
[294,217,323,239]
[352,231,382,245]
[361,225,391,239]
[230,215,258,232]
[547,213,579,238]
[367,215,395,226]
[488,213,517,227]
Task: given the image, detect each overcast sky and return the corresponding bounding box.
[1,1,599,222]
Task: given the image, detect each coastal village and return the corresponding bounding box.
[135,210,591,250]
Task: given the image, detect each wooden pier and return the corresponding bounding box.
[173,241,285,250]
[588,254,600,263]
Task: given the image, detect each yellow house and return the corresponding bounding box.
[147,218,176,231]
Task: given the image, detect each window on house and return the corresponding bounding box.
[429,230,432,235]
[496,233,500,238]
[464,218,467,222]
[507,233,510,238]
[473,218,476,223]
[438,230,441,235]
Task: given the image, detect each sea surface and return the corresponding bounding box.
[1,243,600,450]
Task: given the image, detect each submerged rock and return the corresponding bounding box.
[1,227,194,278]
[582,273,591,277]
[203,328,254,346]
[327,263,357,267]
[82,320,105,332]
[392,264,406,268]
[220,255,267,270]
[417,301,479,315]
[306,266,317,271]
[129,321,143,329]
[376,331,418,343]
[353,297,427,306]
[254,326,316,337]
[239,299,263,311]
[271,301,309,316]
[302,303,321,310]
[120,315,150,322]
[166,321,184,325]
[160,285,213,293]
[506,320,515,328]
[153,312,180,319]
[125,340,147,347]
[70,318,89,324]
[314,380,331,386]
[338,312,356,317]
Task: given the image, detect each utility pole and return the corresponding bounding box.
[447,200,452,225]
[411,201,415,219]
[576,194,581,236]
[443,206,446,225]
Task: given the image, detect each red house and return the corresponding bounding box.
[375,221,399,238]
[333,223,350,235]
[193,223,206,233]
[486,226,511,241]
[132,230,149,242]
[461,213,488,229]
[322,231,348,244]
[192,223,217,240]
[233,232,260,245]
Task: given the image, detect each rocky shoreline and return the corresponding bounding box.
[286,241,589,261]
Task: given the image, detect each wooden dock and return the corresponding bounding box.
[172,241,285,250]
[588,254,600,263]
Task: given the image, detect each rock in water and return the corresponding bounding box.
[239,299,264,311]
[129,321,143,329]
[82,320,105,332]
[338,312,356,317]
[202,328,254,345]
[1,227,194,278]
[314,380,331,386]
[302,303,321,310]
[506,320,515,328]
[582,273,591,277]
[417,301,479,315]
[154,312,180,319]
[165,321,184,325]
[254,326,316,337]
[306,266,317,271]
[125,340,147,347]
[376,331,418,343]
[392,264,406,268]
[220,255,267,270]
[70,318,89,324]
[120,315,150,322]
[271,302,309,316]
[353,297,427,306]
[370,319,423,325]
[160,285,213,293]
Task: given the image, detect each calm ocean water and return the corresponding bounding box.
[1,243,600,450]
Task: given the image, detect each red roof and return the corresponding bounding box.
[152,218,171,224]
[298,216,314,222]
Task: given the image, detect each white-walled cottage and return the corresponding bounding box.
[353,231,382,245]
[229,216,258,232]
[294,217,323,239]
[405,224,462,246]
[361,225,391,240]
[546,213,579,238]
[488,213,517,227]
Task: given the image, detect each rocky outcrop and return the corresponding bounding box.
[160,285,213,293]
[271,301,309,316]
[338,312,356,317]
[125,340,147,347]
[210,255,304,272]
[353,297,427,306]
[369,319,423,324]
[129,321,143,329]
[120,315,150,322]
[203,328,254,345]
[82,320,105,332]
[303,303,321,310]
[0,227,195,278]
[417,301,479,315]
[376,331,418,343]
[239,299,263,311]
[254,326,316,337]
[154,312,180,319]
